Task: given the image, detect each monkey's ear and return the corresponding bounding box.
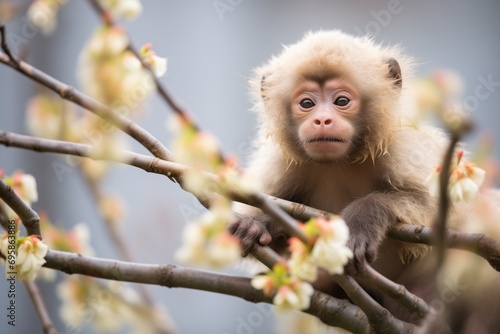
[386,58,402,89]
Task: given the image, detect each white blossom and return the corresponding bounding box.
[427,152,486,203]
[288,253,318,282]
[27,0,65,35]
[146,55,167,77]
[273,280,314,312]
[425,166,441,197]
[69,223,95,256]
[310,237,353,275]
[20,174,38,203]
[465,164,486,186]
[171,128,221,172]
[16,236,48,280]
[205,233,241,267]
[57,278,87,329]
[175,222,240,268]
[251,275,275,295]
[175,198,239,268]
[449,177,480,202]
[0,234,9,265]
[25,94,72,140]
[100,0,142,20]
[174,222,207,265]
[87,26,128,57]
[288,217,352,279]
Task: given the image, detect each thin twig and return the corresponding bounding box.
[333,274,416,334]
[79,171,171,329]
[433,120,472,268]
[0,131,310,245]
[389,224,500,272]
[0,204,8,230]
[356,264,431,321]
[433,133,460,268]
[0,178,41,237]
[24,281,58,334]
[250,244,283,269]
[251,245,417,333]
[0,53,174,162]
[247,193,311,245]
[86,0,196,122]
[85,0,231,165]
[0,24,19,67]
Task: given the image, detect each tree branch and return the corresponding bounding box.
[0,24,19,66]
[86,0,228,165]
[0,178,41,237]
[333,274,416,334]
[86,0,198,126]
[3,130,498,270]
[433,133,459,268]
[0,52,173,162]
[389,224,500,271]
[245,193,311,245]
[251,245,417,333]
[23,281,58,334]
[44,249,371,333]
[78,170,176,334]
[433,120,472,268]
[5,130,498,271]
[0,131,310,244]
[355,264,430,321]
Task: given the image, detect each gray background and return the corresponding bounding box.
[0,1,499,333]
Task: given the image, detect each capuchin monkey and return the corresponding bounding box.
[229,30,481,325]
[231,30,445,263]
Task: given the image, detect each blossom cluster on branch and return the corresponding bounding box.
[0,1,499,333]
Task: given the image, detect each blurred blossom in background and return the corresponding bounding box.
[0,1,499,333]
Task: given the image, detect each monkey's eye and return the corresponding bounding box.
[299,99,315,109]
[334,96,350,107]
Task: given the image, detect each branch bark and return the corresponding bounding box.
[44,249,372,333]
[0,52,174,162]
[0,178,41,237]
[252,245,417,333]
[24,281,58,334]
[87,0,193,121]
[389,224,500,272]
[333,274,416,334]
[355,264,430,321]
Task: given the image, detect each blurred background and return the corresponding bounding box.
[0,1,499,333]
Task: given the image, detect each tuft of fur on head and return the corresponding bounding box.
[250,30,414,163]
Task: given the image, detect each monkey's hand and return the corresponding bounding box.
[229,213,273,257]
[341,196,392,273]
[344,223,381,274]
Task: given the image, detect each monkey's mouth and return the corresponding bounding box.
[306,137,346,144]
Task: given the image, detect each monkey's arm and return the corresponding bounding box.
[341,186,434,269]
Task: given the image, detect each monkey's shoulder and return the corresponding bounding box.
[385,125,448,171]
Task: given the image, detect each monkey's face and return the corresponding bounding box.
[291,79,360,162]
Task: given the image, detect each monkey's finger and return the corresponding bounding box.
[365,246,377,263]
[349,247,368,274]
[233,222,268,257]
[259,231,272,245]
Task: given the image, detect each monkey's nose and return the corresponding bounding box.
[313,117,333,126]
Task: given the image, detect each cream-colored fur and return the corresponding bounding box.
[234,29,500,332]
